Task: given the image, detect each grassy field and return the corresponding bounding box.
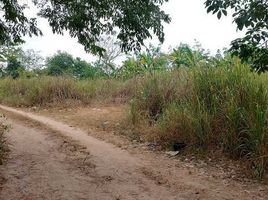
[0,76,138,106]
[0,63,268,178]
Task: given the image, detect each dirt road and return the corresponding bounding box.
[0,105,267,200]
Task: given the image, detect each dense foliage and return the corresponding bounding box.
[205,0,268,72]
[0,45,43,78]
[1,43,232,79]
[45,51,107,79]
[0,0,170,54]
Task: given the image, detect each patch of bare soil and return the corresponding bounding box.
[26,104,133,148]
[0,104,267,200]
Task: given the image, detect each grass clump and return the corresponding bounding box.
[131,63,268,178]
[131,70,191,122]
[0,123,8,165]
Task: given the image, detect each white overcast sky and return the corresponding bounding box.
[21,0,244,62]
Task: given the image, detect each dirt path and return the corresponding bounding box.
[0,105,267,200]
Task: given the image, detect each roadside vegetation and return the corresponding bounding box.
[0,43,268,178]
[0,123,8,165]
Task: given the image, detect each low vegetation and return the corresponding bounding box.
[0,123,8,165]
[0,77,137,106]
[131,63,268,178]
[0,44,267,178]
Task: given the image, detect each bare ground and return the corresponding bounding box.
[0,104,267,200]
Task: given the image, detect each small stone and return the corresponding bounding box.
[165,151,180,157]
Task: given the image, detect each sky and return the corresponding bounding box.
[21,0,244,62]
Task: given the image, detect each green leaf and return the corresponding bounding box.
[217,11,222,19]
[207,6,214,13]
[222,10,227,16]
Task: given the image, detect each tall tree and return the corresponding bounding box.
[0,0,170,54]
[0,45,44,70]
[95,32,124,74]
[46,51,75,76]
[205,0,268,71]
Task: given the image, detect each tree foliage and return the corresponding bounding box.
[0,45,43,78]
[0,0,170,55]
[46,51,106,79]
[0,0,42,45]
[205,0,268,71]
[171,42,210,68]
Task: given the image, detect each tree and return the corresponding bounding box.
[0,45,25,78]
[95,32,124,74]
[46,51,75,76]
[205,0,268,72]
[5,57,23,79]
[0,45,22,63]
[19,49,44,70]
[115,44,169,79]
[0,45,43,70]
[73,58,107,79]
[46,51,106,79]
[171,42,209,68]
[0,0,171,54]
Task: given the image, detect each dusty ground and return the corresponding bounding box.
[28,104,132,144]
[0,104,267,200]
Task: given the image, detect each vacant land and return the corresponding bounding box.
[1,61,268,199]
[0,105,267,200]
[1,64,268,178]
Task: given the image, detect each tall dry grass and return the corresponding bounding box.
[131,63,268,178]
[0,76,137,106]
[1,64,268,177]
[0,123,8,165]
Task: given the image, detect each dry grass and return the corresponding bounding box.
[131,64,268,178]
[1,64,268,177]
[0,123,8,165]
[0,77,137,107]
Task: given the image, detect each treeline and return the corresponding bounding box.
[0,43,239,80]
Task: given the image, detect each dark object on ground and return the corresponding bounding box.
[173,142,186,151]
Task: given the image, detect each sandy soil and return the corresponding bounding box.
[0,104,267,200]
